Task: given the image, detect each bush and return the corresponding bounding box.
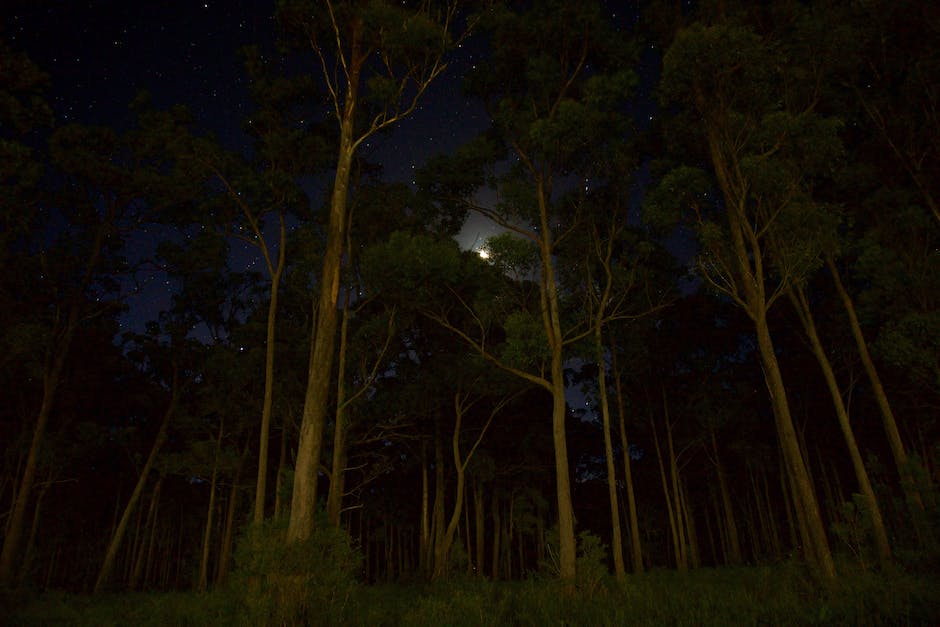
[229,514,362,626]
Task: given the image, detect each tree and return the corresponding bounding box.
[0,117,155,585]
[653,16,841,578]
[275,0,471,544]
[416,0,636,579]
[93,329,185,594]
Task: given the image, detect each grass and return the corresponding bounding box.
[4,564,939,626]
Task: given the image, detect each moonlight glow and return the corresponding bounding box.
[477,248,490,259]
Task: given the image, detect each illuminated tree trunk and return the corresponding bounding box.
[613,355,643,573]
[474,481,485,576]
[826,256,932,547]
[198,420,224,592]
[595,326,625,580]
[326,291,352,528]
[253,215,286,524]
[711,432,742,564]
[788,286,892,566]
[130,477,162,590]
[95,371,178,594]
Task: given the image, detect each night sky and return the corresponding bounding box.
[4,1,653,333]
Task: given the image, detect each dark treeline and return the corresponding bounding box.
[1,0,938,601]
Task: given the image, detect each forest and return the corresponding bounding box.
[2,0,939,624]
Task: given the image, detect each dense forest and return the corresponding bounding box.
[2,0,939,624]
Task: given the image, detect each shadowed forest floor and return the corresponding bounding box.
[4,564,939,626]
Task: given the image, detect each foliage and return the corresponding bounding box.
[229,515,362,626]
[8,565,939,626]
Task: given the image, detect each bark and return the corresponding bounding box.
[788,286,892,565]
[253,214,286,524]
[613,355,643,573]
[536,182,577,581]
[432,390,502,579]
[755,314,834,578]
[491,493,500,580]
[94,370,178,594]
[595,327,625,580]
[419,442,429,575]
[216,473,239,584]
[326,289,352,528]
[288,43,361,543]
[0,211,110,585]
[474,480,485,576]
[664,397,689,571]
[274,420,288,518]
[130,477,162,590]
[198,420,224,592]
[712,432,742,564]
[826,256,931,538]
[651,409,683,570]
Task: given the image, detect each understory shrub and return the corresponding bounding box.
[229,514,361,626]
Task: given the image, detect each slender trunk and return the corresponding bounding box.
[595,327,625,580]
[94,372,178,594]
[651,410,682,570]
[216,474,239,584]
[755,314,835,578]
[664,395,689,571]
[0,336,70,585]
[827,256,930,538]
[430,424,445,576]
[198,420,224,592]
[680,477,700,568]
[17,473,53,586]
[253,215,286,524]
[274,419,288,518]
[491,493,500,580]
[419,442,429,575]
[327,289,352,528]
[288,62,360,543]
[0,213,109,586]
[712,432,742,564]
[535,180,577,581]
[790,286,892,565]
[474,480,485,577]
[613,355,643,573]
[130,477,162,590]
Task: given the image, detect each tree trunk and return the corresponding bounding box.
[664,396,689,571]
[274,420,288,518]
[253,214,286,524]
[0,213,109,586]
[198,420,224,592]
[491,493,500,580]
[288,70,360,543]
[595,327,625,580]
[789,286,892,565]
[534,180,577,581]
[651,406,684,571]
[755,314,835,578]
[130,477,162,590]
[327,289,352,528]
[711,432,742,564]
[826,256,931,545]
[0,333,70,585]
[94,372,178,594]
[613,355,643,573]
[474,480,485,577]
[419,442,429,575]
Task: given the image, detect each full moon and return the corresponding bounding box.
[477,248,489,259]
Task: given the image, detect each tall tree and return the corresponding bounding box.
[418,0,636,579]
[0,118,152,585]
[275,0,470,543]
[653,16,842,578]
